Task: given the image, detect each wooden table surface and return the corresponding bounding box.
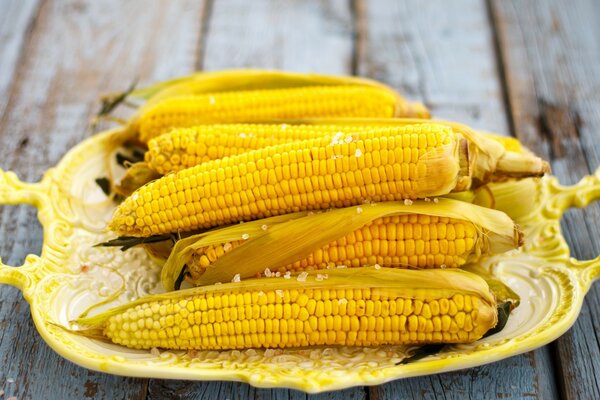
[0,0,598,399]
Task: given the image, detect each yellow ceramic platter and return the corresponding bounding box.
[0,127,598,393]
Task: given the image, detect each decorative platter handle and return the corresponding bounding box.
[0,169,51,294]
[544,166,600,292]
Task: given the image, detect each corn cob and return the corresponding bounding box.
[112,124,463,236]
[123,70,429,142]
[138,86,399,142]
[143,120,543,175]
[159,200,521,289]
[188,215,492,283]
[76,268,498,350]
[111,123,547,237]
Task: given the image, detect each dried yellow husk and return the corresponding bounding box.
[77,267,497,330]
[160,199,521,290]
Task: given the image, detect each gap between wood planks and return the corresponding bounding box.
[195,0,214,71]
[486,1,562,396]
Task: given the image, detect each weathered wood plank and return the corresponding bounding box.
[147,380,365,400]
[0,0,40,116]
[355,0,508,131]
[491,1,600,399]
[202,0,354,74]
[147,0,363,397]
[356,1,559,398]
[374,349,556,400]
[0,1,205,399]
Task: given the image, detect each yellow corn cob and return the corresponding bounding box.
[111,124,465,236]
[159,200,521,290]
[111,122,547,237]
[143,121,543,175]
[189,215,481,282]
[76,268,498,350]
[123,70,430,142]
[137,86,399,142]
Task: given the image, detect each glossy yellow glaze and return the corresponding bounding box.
[0,127,598,393]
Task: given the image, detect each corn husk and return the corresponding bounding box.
[77,267,497,330]
[160,199,522,290]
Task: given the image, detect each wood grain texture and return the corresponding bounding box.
[147,380,365,400]
[0,0,205,399]
[0,0,40,116]
[491,1,600,399]
[356,1,559,398]
[372,350,556,400]
[355,0,508,132]
[147,1,363,397]
[202,0,354,74]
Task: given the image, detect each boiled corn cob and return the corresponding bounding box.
[122,70,429,142]
[144,121,538,175]
[110,123,546,237]
[187,215,506,284]
[112,124,465,236]
[159,200,521,289]
[76,267,498,350]
[137,86,398,142]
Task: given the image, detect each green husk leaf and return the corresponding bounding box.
[161,199,520,290]
[96,234,175,251]
[174,266,190,291]
[77,267,496,329]
[483,302,513,338]
[96,80,137,118]
[116,151,145,168]
[94,177,111,196]
[396,344,446,365]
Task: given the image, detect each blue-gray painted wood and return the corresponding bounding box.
[355,0,509,133]
[0,0,40,117]
[0,0,205,399]
[372,349,556,400]
[147,380,366,400]
[356,1,559,398]
[202,0,355,75]
[491,1,600,399]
